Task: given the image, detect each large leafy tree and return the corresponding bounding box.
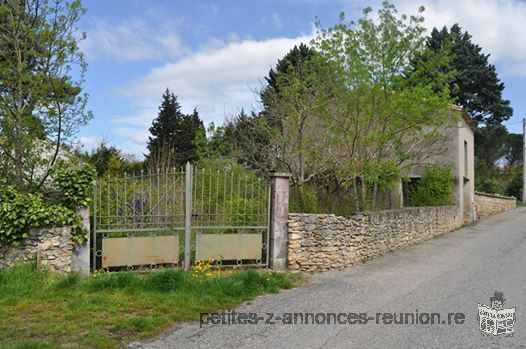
[425,24,512,126]
[146,89,203,170]
[260,45,336,187]
[0,0,92,192]
[313,1,456,209]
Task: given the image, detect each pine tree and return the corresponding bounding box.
[146,89,203,170]
[425,24,512,125]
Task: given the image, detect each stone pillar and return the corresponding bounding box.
[269,173,291,271]
[71,206,90,276]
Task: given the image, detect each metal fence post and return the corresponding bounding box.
[184,162,193,270]
[269,173,291,271]
[91,188,97,272]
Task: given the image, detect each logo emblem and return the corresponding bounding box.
[477,291,516,336]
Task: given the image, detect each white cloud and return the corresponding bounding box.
[112,34,312,153]
[112,127,151,156]
[81,16,184,62]
[76,136,101,151]
[117,34,312,119]
[395,0,526,75]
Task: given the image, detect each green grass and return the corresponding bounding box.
[0,264,302,349]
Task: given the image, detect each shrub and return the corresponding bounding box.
[0,163,96,244]
[475,177,503,195]
[409,164,453,206]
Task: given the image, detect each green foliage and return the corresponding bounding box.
[503,133,523,167]
[0,163,96,244]
[504,170,522,200]
[474,125,508,171]
[423,24,514,204]
[424,24,512,125]
[474,129,523,199]
[0,263,300,348]
[0,0,92,191]
[194,122,234,160]
[475,177,502,195]
[75,141,144,177]
[261,43,317,112]
[223,110,275,174]
[94,158,269,230]
[308,1,455,209]
[289,186,319,213]
[408,164,453,206]
[260,42,336,187]
[192,158,269,227]
[289,183,363,215]
[50,162,97,207]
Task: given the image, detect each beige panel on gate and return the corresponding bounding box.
[196,233,262,261]
[102,236,179,268]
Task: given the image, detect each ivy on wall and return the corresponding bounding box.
[0,163,96,245]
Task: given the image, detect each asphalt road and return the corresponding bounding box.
[134,207,526,349]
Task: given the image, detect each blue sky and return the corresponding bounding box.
[77,0,526,157]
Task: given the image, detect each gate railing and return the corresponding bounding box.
[91,162,271,271]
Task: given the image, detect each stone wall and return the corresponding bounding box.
[288,206,462,272]
[475,192,516,219]
[0,227,75,273]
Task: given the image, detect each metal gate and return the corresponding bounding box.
[91,163,270,271]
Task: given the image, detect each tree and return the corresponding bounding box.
[474,125,508,171]
[503,133,522,168]
[224,109,275,174]
[261,44,316,109]
[424,24,512,126]
[75,141,122,177]
[75,141,144,177]
[258,46,335,187]
[194,122,233,160]
[146,89,203,170]
[312,1,456,209]
[0,0,92,192]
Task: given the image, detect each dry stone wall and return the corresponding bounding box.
[475,192,516,219]
[0,227,75,273]
[288,206,462,272]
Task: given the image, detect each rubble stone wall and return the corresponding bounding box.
[288,206,462,272]
[475,192,516,219]
[0,227,75,273]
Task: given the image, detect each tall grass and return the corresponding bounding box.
[0,264,300,349]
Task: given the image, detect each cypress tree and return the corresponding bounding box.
[146,89,203,169]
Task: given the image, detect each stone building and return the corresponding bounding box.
[381,106,475,223]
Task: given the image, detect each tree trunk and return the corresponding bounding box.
[352,177,360,212]
[361,174,367,210]
[371,182,378,210]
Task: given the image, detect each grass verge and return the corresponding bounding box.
[0,264,302,349]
